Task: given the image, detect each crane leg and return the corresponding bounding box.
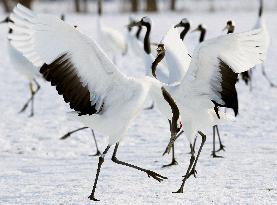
[60,127,101,156]
[175,131,206,193]
[162,143,178,168]
[29,79,40,117]
[88,129,101,157]
[187,136,197,155]
[215,125,225,153]
[19,80,40,117]
[60,127,89,140]
[162,120,178,167]
[112,143,167,182]
[88,145,111,201]
[211,126,224,158]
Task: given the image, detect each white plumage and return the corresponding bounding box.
[126,18,142,57]
[161,27,191,83]
[7,2,268,198]
[163,29,266,143]
[9,5,171,200]
[8,5,153,145]
[1,16,41,117]
[127,18,168,82]
[129,17,188,85]
[149,25,267,192]
[7,41,40,80]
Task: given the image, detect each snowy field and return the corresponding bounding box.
[0,7,277,205]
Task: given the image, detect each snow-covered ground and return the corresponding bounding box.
[0,8,277,205]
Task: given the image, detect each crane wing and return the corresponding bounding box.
[9,4,132,115]
[178,28,266,115]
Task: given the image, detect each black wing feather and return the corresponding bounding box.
[40,53,99,116]
[212,58,239,117]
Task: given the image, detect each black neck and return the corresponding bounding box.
[259,0,263,17]
[151,52,165,78]
[161,87,180,137]
[180,24,190,41]
[136,25,142,39]
[144,24,151,54]
[151,47,180,134]
[199,29,206,43]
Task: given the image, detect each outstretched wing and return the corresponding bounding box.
[162,27,191,83]
[179,29,266,115]
[8,4,129,115]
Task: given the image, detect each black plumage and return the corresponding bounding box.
[212,59,239,117]
[40,53,100,116]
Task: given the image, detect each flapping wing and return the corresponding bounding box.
[180,29,266,115]
[162,27,191,83]
[8,4,127,115]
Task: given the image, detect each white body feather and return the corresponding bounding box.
[9,4,163,145]
[161,27,191,83]
[7,42,40,80]
[127,24,188,85]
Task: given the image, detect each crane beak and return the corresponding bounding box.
[127,21,142,29]
[174,22,182,28]
[0,17,9,24]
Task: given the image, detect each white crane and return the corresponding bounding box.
[126,17,143,57]
[160,21,225,159]
[192,23,228,158]
[45,16,102,156]
[192,24,206,43]
[128,17,191,167]
[58,17,148,155]
[128,17,170,83]
[128,17,194,84]
[9,3,267,196]
[1,14,100,153]
[174,18,191,41]
[127,17,193,112]
[96,0,127,64]
[127,17,165,110]
[150,24,266,192]
[8,4,182,201]
[1,16,41,117]
[0,14,68,117]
